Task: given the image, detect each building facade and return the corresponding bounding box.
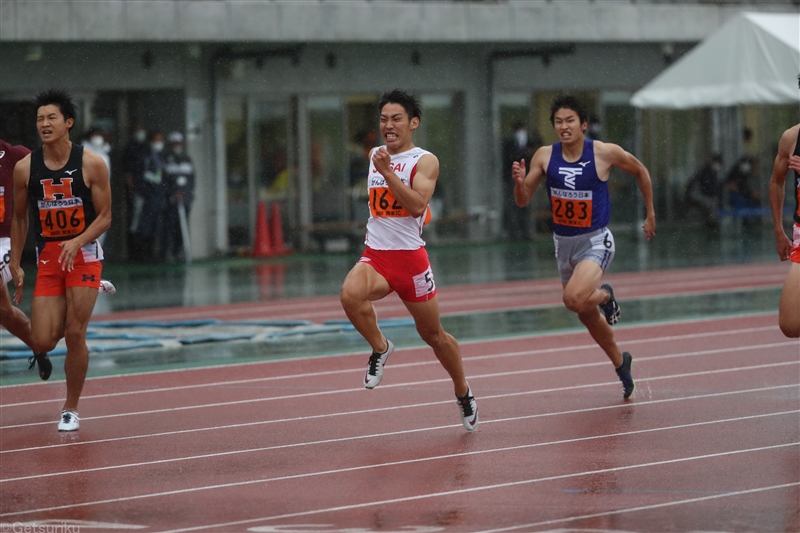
[1,0,797,259]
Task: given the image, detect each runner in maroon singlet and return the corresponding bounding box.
[0,138,51,379]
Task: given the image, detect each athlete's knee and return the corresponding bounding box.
[0,302,17,327]
[419,327,454,352]
[340,284,364,311]
[63,321,89,347]
[563,291,591,314]
[30,332,59,354]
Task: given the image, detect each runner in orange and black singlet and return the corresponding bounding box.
[28,143,103,296]
[768,120,800,339]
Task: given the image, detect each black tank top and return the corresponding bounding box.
[29,144,97,242]
[793,130,800,224]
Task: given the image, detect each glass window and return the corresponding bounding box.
[417,93,464,238]
[308,96,346,224]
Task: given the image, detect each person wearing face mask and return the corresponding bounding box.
[685,153,723,230]
[160,132,195,263]
[128,130,165,262]
[82,128,111,246]
[82,128,111,174]
[123,121,149,259]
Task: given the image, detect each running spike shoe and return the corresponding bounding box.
[456,386,479,431]
[58,410,80,431]
[615,351,635,399]
[28,352,52,381]
[599,283,621,325]
[364,339,394,389]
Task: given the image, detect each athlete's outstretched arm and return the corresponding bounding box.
[57,150,112,271]
[9,156,31,304]
[605,143,656,240]
[373,147,438,218]
[769,125,799,261]
[513,146,549,208]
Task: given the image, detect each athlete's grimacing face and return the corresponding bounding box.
[380,103,419,153]
[552,108,587,145]
[36,104,73,144]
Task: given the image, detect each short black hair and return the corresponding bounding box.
[34,88,77,130]
[379,89,421,121]
[549,94,588,126]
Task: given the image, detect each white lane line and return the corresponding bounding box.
[475,482,800,533]
[5,440,794,527]
[0,325,787,408]
[3,383,795,456]
[2,351,796,431]
[1,384,796,484]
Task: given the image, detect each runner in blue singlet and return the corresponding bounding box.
[511,95,656,400]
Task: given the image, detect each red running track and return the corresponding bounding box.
[92,262,789,324]
[1,312,798,532]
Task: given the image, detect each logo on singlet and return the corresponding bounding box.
[41,178,75,200]
[559,167,582,190]
[0,151,5,159]
[578,161,591,168]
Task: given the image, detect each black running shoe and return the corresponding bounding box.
[615,351,635,399]
[599,283,620,325]
[28,352,52,381]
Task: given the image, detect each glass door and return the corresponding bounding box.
[251,99,292,242]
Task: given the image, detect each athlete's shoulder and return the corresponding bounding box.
[532,144,553,168]
[781,123,800,145]
[592,140,630,162]
[417,149,438,162]
[12,152,31,179]
[416,151,439,178]
[81,147,110,181]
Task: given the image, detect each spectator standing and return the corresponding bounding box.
[122,122,148,251]
[82,128,111,246]
[160,132,195,263]
[128,130,165,262]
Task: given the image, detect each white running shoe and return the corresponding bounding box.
[99,280,117,294]
[58,410,80,431]
[364,339,394,389]
[456,386,478,431]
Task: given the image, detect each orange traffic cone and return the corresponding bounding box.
[269,202,291,256]
[252,201,272,257]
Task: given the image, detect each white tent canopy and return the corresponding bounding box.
[631,12,800,109]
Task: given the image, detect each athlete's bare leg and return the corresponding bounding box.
[562,260,623,367]
[30,295,67,354]
[340,262,392,354]
[778,262,800,338]
[404,296,469,397]
[31,286,98,412]
[0,284,35,348]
